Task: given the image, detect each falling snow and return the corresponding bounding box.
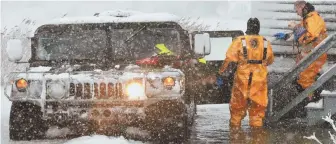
[1,1,336,144]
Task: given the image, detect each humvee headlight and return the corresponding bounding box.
[47,81,67,99]
[16,78,28,92]
[28,81,43,98]
[163,77,175,87]
[126,82,145,100]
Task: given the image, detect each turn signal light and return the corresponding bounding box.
[163,77,175,87]
[16,78,28,92]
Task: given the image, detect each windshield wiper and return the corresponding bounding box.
[117,26,147,60]
[123,26,146,44]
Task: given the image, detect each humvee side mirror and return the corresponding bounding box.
[194,33,211,55]
[6,39,23,62]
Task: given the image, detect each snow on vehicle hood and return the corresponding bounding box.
[28,66,52,72]
[119,65,184,83]
[12,64,183,83]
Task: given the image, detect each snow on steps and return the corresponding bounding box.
[306,90,336,126]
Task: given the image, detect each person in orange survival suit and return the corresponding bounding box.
[218,18,274,143]
[274,0,328,104]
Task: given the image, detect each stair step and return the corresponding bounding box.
[305,91,336,110]
[306,91,336,126]
[305,99,324,109]
[321,90,336,97]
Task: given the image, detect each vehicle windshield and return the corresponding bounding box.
[35,25,181,62]
[36,28,107,61]
[111,28,181,60]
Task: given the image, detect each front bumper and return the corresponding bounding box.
[43,98,187,138]
[4,67,189,139]
[44,97,184,118]
[4,69,186,114]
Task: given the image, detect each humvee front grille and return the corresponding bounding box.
[69,82,124,100]
[75,83,83,98]
[84,83,91,99]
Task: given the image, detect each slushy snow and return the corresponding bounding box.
[64,135,145,144]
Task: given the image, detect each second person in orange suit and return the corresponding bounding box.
[292,1,327,100]
[274,0,328,118]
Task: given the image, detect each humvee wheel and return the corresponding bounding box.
[177,115,191,143]
[153,115,191,143]
[9,102,48,140]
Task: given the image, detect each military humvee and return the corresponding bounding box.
[3,10,242,142]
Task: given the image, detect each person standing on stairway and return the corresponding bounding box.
[273,0,328,107]
[218,18,274,143]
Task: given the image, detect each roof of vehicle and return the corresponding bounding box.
[30,10,188,37]
[43,10,181,25]
[31,10,246,37]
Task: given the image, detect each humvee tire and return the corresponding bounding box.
[9,102,48,140]
[151,115,190,144]
[145,101,192,143]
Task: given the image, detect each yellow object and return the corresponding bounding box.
[155,44,174,55]
[198,58,207,64]
[218,35,275,127]
[16,78,28,90]
[163,77,175,87]
[296,11,328,89]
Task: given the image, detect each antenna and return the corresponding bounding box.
[94,13,100,17]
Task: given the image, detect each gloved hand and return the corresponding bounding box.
[215,73,224,87]
[273,32,289,40]
[216,77,224,87]
[293,26,307,42]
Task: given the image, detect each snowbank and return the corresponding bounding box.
[1,86,12,144]
[64,135,144,144]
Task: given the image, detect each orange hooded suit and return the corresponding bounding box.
[219,35,274,127]
[294,10,328,90]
